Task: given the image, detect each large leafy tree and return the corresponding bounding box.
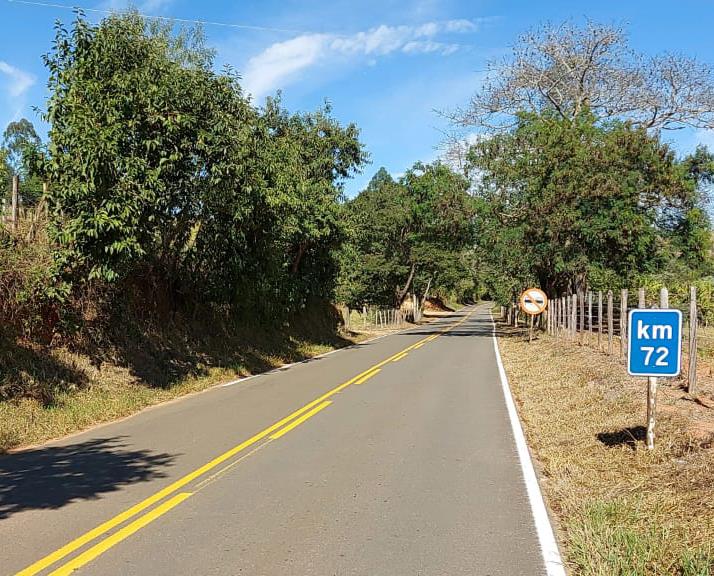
[42,11,365,316]
[466,111,708,299]
[340,162,475,306]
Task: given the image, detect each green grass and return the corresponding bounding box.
[569,499,713,576]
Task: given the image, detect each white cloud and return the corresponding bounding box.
[0,61,35,98]
[243,34,330,100]
[242,19,478,99]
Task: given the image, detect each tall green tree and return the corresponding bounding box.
[340,162,475,306]
[466,111,708,300]
[2,119,44,205]
[41,11,365,317]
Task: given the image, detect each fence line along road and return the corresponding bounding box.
[506,285,711,396]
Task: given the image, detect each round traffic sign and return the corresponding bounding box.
[519,288,548,315]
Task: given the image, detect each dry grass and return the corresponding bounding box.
[497,322,714,575]
[0,309,392,453]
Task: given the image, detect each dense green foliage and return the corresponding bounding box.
[39,12,364,319]
[465,111,713,303]
[338,163,477,307]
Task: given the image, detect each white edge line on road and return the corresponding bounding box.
[490,312,567,576]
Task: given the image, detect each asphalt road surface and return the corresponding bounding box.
[1,305,561,575]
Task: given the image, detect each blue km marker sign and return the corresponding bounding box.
[628,309,682,377]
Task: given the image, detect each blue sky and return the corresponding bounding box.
[1,0,714,196]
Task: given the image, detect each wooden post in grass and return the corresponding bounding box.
[620,289,628,359]
[689,285,698,395]
[607,290,614,355]
[588,291,593,345]
[529,313,534,343]
[598,291,603,350]
[579,291,585,344]
[554,298,558,335]
[646,287,669,449]
[555,298,563,338]
[571,294,577,340]
[10,175,19,233]
[565,294,573,340]
[639,287,645,309]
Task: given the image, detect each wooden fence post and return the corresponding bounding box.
[587,291,593,344]
[571,293,577,340]
[597,291,603,351]
[638,287,645,309]
[554,298,559,339]
[607,290,614,355]
[11,175,19,233]
[689,285,698,395]
[620,289,628,358]
[565,295,570,338]
[579,291,585,343]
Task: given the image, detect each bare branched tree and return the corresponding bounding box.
[450,21,714,131]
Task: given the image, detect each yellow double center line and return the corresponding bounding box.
[17,308,475,576]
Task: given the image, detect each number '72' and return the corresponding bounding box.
[641,346,669,366]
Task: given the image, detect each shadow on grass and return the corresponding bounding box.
[597,426,646,450]
[81,301,355,390]
[0,334,89,406]
[0,436,175,519]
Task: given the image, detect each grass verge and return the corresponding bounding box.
[0,305,391,453]
[497,321,714,575]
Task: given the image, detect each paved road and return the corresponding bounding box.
[1,305,558,575]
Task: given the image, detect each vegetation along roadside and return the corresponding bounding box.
[497,320,714,576]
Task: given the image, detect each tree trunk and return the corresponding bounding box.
[420,276,433,309]
[291,242,307,274]
[396,262,416,306]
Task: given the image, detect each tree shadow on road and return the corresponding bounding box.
[0,437,176,519]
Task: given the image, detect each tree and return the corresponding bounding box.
[673,145,714,274]
[340,163,475,307]
[2,119,44,205]
[41,11,365,317]
[452,21,714,132]
[42,12,237,283]
[0,148,11,204]
[2,118,41,175]
[466,111,704,299]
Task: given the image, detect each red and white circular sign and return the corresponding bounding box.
[519,288,548,315]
